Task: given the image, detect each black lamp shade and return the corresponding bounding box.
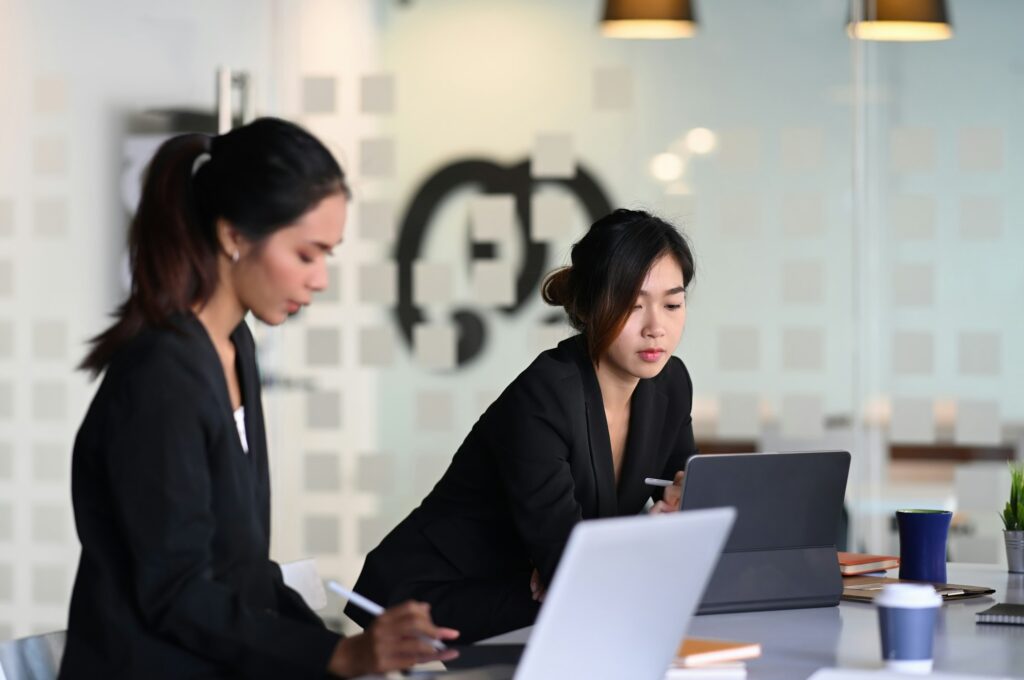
[603,0,697,23]
[601,0,698,39]
[849,0,953,41]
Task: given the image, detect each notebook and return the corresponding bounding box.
[975,603,1024,625]
[837,552,899,576]
[674,638,762,668]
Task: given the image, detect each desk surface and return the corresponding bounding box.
[481,563,1024,679]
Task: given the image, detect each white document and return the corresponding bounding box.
[279,558,328,611]
[810,669,1014,680]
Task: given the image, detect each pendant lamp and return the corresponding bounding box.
[848,0,952,41]
[601,0,698,39]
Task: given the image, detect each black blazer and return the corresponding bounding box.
[349,335,698,632]
[60,314,339,679]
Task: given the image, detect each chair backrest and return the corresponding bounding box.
[0,630,66,680]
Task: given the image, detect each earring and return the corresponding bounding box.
[231,250,240,264]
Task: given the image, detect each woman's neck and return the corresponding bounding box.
[194,284,245,348]
[594,360,639,414]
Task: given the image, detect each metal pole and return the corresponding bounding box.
[217,66,232,134]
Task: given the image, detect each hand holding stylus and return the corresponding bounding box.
[648,470,685,513]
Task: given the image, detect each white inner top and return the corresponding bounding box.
[233,406,249,454]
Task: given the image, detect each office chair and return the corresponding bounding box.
[0,629,65,680]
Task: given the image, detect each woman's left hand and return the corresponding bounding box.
[649,470,685,514]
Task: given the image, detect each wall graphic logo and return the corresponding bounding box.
[394,158,612,368]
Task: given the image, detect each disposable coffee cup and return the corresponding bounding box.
[876,583,942,674]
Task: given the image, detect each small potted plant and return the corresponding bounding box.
[1002,463,1024,573]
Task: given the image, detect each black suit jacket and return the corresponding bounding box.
[349,335,698,632]
[60,314,339,679]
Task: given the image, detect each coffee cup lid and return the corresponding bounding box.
[875,583,942,609]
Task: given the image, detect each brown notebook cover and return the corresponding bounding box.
[842,575,995,603]
[674,638,762,668]
[838,551,900,576]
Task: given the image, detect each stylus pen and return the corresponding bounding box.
[644,477,674,487]
[326,580,448,652]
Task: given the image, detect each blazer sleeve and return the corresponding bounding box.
[654,359,699,503]
[490,377,583,587]
[103,355,339,679]
[268,561,325,628]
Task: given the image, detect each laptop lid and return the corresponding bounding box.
[513,507,736,680]
[679,450,851,614]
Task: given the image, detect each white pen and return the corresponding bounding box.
[644,477,674,487]
[326,580,448,652]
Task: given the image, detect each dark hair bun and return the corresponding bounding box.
[541,267,572,308]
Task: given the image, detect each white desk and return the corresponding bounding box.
[479,564,1024,679]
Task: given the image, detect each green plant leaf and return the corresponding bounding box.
[1006,464,1024,531]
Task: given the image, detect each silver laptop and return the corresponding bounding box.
[422,508,734,680]
[421,509,735,679]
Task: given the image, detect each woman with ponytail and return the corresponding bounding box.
[348,208,698,643]
[61,118,458,679]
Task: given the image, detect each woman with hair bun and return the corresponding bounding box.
[349,208,698,643]
[60,118,458,679]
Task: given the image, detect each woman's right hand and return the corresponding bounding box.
[328,601,459,677]
[650,470,685,514]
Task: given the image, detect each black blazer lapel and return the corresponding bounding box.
[181,314,236,420]
[566,337,618,517]
[232,321,272,536]
[617,378,668,514]
[233,322,261,464]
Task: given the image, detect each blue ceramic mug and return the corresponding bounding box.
[897,509,952,583]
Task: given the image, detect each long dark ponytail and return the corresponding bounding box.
[81,117,348,377]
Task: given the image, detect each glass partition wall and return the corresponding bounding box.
[851,0,1024,562]
[0,0,1020,638]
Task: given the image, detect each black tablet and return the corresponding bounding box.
[679,450,851,614]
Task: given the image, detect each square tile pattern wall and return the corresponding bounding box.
[303,452,341,492]
[0,442,12,479]
[360,74,395,115]
[359,138,395,178]
[305,327,341,367]
[531,134,574,178]
[592,66,633,111]
[531,191,575,241]
[32,320,67,361]
[358,200,397,244]
[302,76,337,114]
[0,200,13,237]
[358,325,396,367]
[470,195,516,241]
[33,198,69,238]
[31,443,66,483]
[306,391,342,429]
